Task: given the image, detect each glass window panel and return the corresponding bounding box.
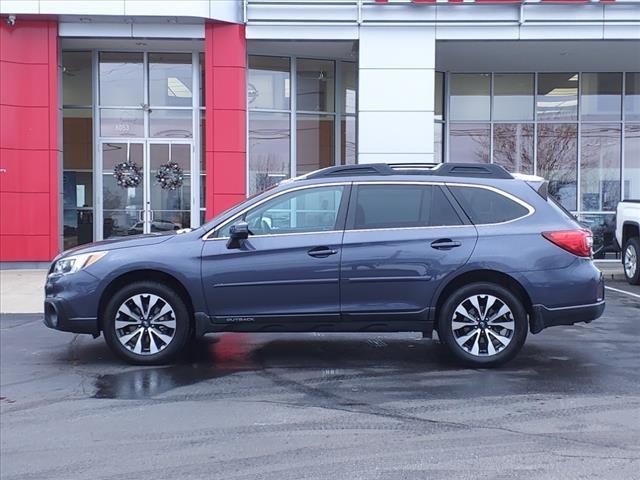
[220,186,344,237]
[354,185,461,230]
[493,74,534,121]
[63,206,93,250]
[342,62,357,115]
[296,114,335,175]
[148,211,190,233]
[102,142,143,171]
[581,73,622,121]
[249,112,290,195]
[63,109,93,170]
[62,51,92,106]
[149,53,193,107]
[341,116,356,165]
[149,109,193,138]
[580,124,621,211]
[493,123,534,174]
[537,73,578,121]
[450,74,490,121]
[199,52,205,107]
[625,73,640,121]
[102,175,144,210]
[624,124,640,200]
[248,56,290,110]
[297,58,335,112]
[99,52,143,106]
[149,185,191,221]
[450,186,529,224]
[434,122,443,163]
[449,123,490,163]
[103,209,142,239]
[578,213,617,259]
[536,123,577,211]
[100,109,144,138]
[435,72,444,121]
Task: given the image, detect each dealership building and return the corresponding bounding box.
[0,0,639,263]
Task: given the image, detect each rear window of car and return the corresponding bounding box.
[449,185,530,224]
[351,184,462,230]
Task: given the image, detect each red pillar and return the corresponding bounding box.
[204,22,247,219]
[0,19,59,261]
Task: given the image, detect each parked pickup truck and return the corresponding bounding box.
[616,200,640,285]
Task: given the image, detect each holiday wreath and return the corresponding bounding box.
[156,161,184,190]
[113,160,142,188]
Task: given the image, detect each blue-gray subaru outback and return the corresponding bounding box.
[45,163,605,367]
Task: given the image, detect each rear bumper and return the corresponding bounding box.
[530,300,605,334]
[44,298,99,335]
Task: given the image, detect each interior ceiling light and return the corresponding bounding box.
[167,77,192,98]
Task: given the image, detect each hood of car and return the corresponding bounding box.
[57,232,176,259]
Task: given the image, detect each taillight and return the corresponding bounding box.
[542,229,593,258]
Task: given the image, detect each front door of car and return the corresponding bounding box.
[340,183,477,320]
[200,184,350,323]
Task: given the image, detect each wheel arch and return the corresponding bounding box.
[622,221,639,246]
[433,269,533,330]
[97,269,195,332]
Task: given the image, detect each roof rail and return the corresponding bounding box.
[304,162,513,180]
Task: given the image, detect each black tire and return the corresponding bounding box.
[438,282,528,367]
[103,281,191,365]
[623,237,640,285]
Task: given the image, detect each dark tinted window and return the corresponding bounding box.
[353,184,461,230]
[449,186,529,224]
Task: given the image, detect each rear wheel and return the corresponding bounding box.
[623,238,640,285]
[438,282,528,367]
[103,281,190,365]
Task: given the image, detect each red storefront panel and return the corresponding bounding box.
[0,20,59,262]
[204,23,247,219]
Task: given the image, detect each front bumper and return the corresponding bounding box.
[44,298,99,335]
[530,300,605,334]
[44,270,100,335]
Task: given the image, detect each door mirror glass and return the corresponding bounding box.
[227,221,250,249]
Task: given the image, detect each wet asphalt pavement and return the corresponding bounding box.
[1,281,639,480]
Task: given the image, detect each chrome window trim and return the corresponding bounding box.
[202,182,350,240]
[202,179,536,240]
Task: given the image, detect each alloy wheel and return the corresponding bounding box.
[114,293,177,356]
[624,245,637,279]
[451,294,515,357]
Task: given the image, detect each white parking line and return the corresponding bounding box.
[605,286,640,300]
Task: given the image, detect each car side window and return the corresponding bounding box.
[217,186,345,237]
[449,185,530,224]
[351,184,462,230]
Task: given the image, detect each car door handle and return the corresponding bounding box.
[308,246,338,258]
[431,239,462,250]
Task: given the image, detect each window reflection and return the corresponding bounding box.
[537,73,578,121]
[99,52,143,106]
[624,124,640,200]
[297,58,335,112]
[297,114,334,175]
[536,123,578,211]
[581,73,622,121]
[450,74,490,121]
[249,112,290,195]
[580,124,621,211]
[625,73,640,121]
[493,74,533,121]
[449,123,490,163]
[493,123,533,174]
[149,53,193,108]
[248,56,290,110]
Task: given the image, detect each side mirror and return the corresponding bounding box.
[226,221,250,249]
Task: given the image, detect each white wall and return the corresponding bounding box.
[358,26,436,164]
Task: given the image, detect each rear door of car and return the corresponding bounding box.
[339,182,477,321]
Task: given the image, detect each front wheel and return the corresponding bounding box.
[438,282,528,367]
[623,238,640,285]
[103,281,191,365]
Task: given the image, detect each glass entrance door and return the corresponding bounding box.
[99,140,192,239]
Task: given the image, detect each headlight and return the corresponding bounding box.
[50,251,107,276]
